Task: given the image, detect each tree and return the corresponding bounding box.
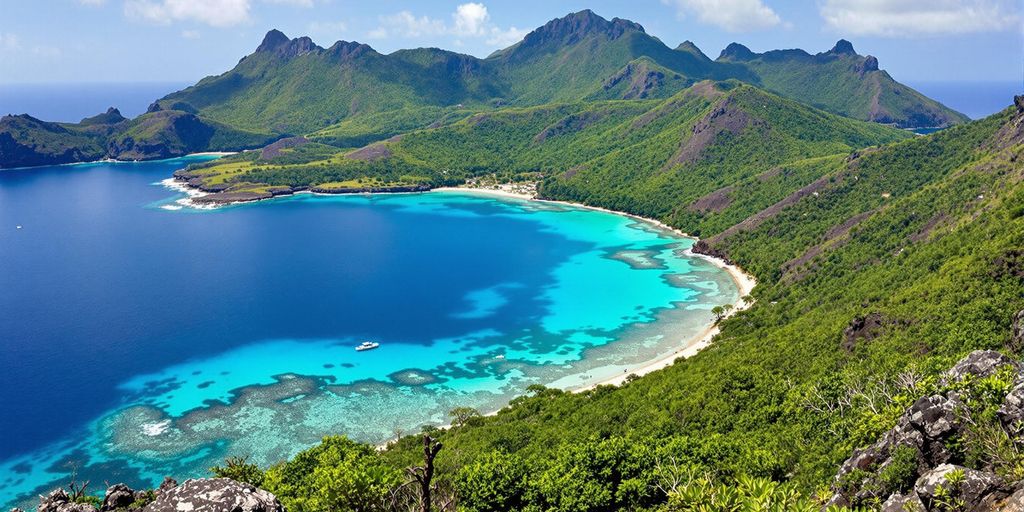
[456,452,528,512]
[448,407,482,428]
[210,456,265,487]
[711,304,733,323]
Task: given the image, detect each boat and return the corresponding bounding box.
[355,341,379,352]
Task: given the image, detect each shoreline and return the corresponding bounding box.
[431,186,757,392]
[160,179,758,393]
[1,151,236,173]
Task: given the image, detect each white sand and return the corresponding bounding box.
[431,185,758,392]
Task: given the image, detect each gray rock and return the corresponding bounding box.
[914,464,1010,510]
[1000,380,1024,437]
[880,492,924,512]
[37,489,98,512]
[998,486,1024,511]
[101,484,134,511]
[940,350,1018,386]
[906,395,961,441]
[142,479,282,512]
[156,478,176,495]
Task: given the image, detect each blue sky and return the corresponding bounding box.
[0,0,1021,84]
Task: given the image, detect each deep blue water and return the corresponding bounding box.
[907,80,1022,120]
[0,82,187,122]
[0,158,735,506]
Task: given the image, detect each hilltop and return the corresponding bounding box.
[0,10,970,169]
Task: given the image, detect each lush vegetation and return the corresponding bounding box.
[182,82,910,201]
[150,10,961,138]
[717,41,969,128]
[179,98,1023,510]
[2,10,969,170]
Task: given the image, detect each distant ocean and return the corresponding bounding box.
[907,80,1022,120]
[0,82,189,122]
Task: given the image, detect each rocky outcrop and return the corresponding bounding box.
[34,479,280,512]
[913,464,1012,510]
[829,350,1024,509]
[100,484,135,511]
[143,479,282,512]
[37,489,100,512]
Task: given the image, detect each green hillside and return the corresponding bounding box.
[194,101,1024,512]
[150,10,963,139]
[717,40,970,128]
[181,81,911,209]
[0,110,275,169]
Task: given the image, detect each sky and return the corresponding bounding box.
[0,0,1021,85]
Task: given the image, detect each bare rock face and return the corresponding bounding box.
[940,349,1019,386]
[913,464,1011,510]
[37,489,98,512]
[100,484,134,511]
[829,350,1024,510]
[142,479,283,512]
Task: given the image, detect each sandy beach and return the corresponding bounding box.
[162,179,758,393]
[431,185,758,392]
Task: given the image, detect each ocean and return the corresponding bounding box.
[0,158,737,506]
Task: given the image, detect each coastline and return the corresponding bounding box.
[160,179,758,392]
[430,185,757,392]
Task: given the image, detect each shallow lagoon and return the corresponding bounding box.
[0,157,737,505]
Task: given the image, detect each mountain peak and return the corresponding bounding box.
[828,39,856,55]
[676,40,710,61]
[256,29,290,53]
[522,10,644,46]
[255,30,322,58]
[718,42,757,61]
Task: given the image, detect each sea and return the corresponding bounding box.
[0,158,737,507]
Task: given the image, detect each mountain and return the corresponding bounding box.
[177,80,912,209]
[151,30,503,135]
[717,39,970,128]
[0,109,275,168]
[0,11,970,169]
[151,11,963,138]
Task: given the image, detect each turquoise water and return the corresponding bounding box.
[0,160,737,506]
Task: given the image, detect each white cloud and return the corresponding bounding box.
[0,32,21,52]
[125,0,252,27]
[369,3,525,47]
[452,2,488,36]
[370,11,447,38]
[821,0,1021,37]
[308,20,347,36]
[123,0,312,27]
[665,0,782,32]
[181,29,201,39]
[486,26,527,47]
[264,0,312,6]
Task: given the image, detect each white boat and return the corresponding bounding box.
[355,341,380,352]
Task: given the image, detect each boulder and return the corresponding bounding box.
[998,486,1024,511]
[913,464,1010,510]
[142,479,282,512]
[880,492,924,512]
[940,350,1018,386]
[999,380,1024,437]
[156,477,176,495]
[37,489,97,512]
[101,484,134,511]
